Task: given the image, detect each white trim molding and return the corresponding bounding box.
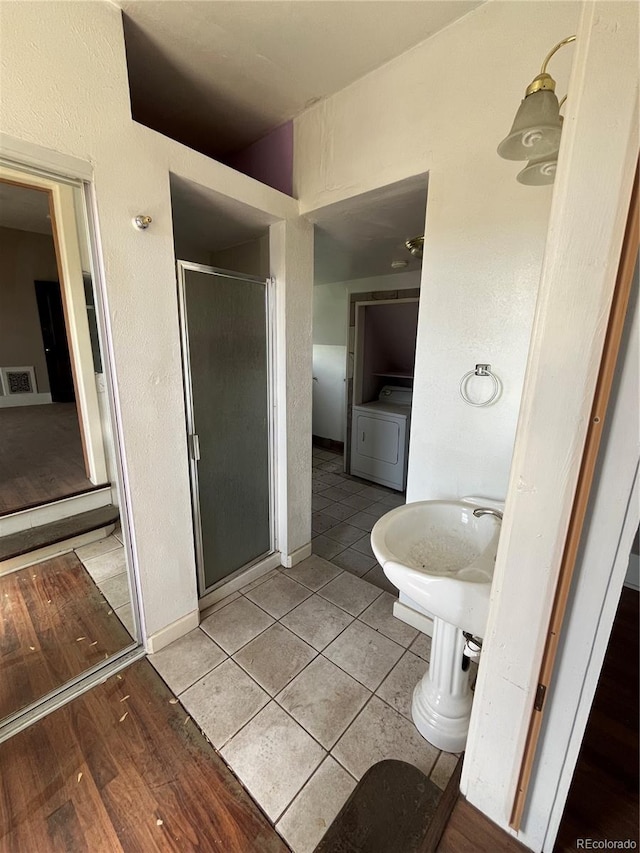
[198,552,283,612]
[0,132,94,181]
[0,392,52,408]
[0,524,116,576]
[527,280,639,852]
[281,541,312,568]
[461,1,639,844]
[0,486,112,537]
[145,609,200,654]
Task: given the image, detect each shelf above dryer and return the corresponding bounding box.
[371,372,414,379]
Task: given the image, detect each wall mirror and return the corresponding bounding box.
[0,167,139,728]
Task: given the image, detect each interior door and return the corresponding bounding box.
[34,280,75,402]
[177,263,273,595]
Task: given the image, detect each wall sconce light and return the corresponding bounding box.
[498,35,575,181]
[516,98,566,186]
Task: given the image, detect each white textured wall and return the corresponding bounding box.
[312,346,346,442]
[270,218,314,558]
[313,282,349,347]
[296,1,581,502]
[0,1,299,641]
[211,234,270,278]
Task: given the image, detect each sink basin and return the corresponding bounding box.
[370,500,501,637]
[370,498,502,751]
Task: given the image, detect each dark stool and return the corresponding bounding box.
[313,759,443,853]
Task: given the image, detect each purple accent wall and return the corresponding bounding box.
[362,302,419,402]
[224,122,294,197]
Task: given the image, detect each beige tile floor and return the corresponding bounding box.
[148,452,458,853]
[74,524,135,637]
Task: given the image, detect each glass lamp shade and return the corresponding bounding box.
[517,114,564,185]
[516,154,558,185]
[498,90,562,161]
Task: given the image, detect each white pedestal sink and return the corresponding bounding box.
[370,499,502,752]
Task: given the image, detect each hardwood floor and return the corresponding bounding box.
[554,586,639,850]
[0,403,96,515]
[1,567,634,852]
[437,798,529,853]
[438,588,638,853]
[0,659,288,852]
[0,553,132,720]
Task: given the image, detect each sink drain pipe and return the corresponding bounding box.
[461,632,483,671]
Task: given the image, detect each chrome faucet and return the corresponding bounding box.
[473,507,503,522]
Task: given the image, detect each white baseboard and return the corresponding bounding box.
[0,392,52,408]
[624,552,639,591]
[198,552,282,611]
[0,524,115,576]
[0,486,112,536]
[146,609,200,654]
[281,542,312,568]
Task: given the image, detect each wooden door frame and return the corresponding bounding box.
[460,1,638,843]
[509,166,638,831]
[0,167,108,485]
[525,266,638,850]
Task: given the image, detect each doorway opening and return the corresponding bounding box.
[304,174,426,584]
[0,181,110,516]
[0,162,142,741]
[309,174,427,486]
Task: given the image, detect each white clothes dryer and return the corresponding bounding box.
[350,386,412,491]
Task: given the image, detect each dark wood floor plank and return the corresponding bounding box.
[0,553,132,719]
[421,755,463,851]
[555,587,638,851]
[0,660,289,852]
[46,800,86,853]
[0,505,119,561]
[437,798,529,853]
[0,403,96,514]
[1,701,125,852]
[438,590,638,853]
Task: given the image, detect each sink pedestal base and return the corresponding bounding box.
[411,617,473,753]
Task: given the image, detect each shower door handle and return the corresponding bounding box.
[189,433,201,461]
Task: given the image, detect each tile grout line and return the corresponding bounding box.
[183,608,420,779]
[198,578,405,694]
[213,693,330,824]
[149,459,456,835]
[232,640,320,702]
[273,753,359,839]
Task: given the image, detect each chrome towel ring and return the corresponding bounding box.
[459,364,501,407]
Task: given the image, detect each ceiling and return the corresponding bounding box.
[312,174,428,284]
[0,182,52,235]
[120,0,482,159]
[169,171,427,283]
[0,174,427,285]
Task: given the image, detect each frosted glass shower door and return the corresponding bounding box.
[177,263,273,595]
